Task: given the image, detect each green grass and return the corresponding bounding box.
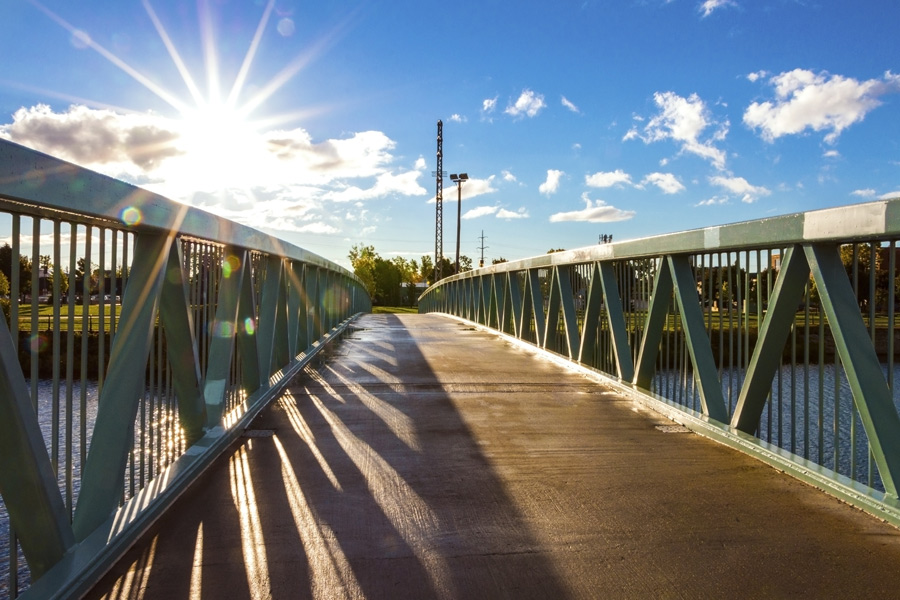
[372,306,419,314]
[12,303,123,332]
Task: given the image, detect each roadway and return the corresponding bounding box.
[87,313,900,599]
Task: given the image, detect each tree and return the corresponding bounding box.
[348,244,378,297]
[391,256,419,305]
[373,257,402,305]
[0,243,32,297]
[419,255,434,286]
[492,258,508,265]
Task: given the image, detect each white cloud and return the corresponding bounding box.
[640,172,685,194]
[0,104,182,172]
[463,205,499,219]
[851,189,877,198]
[585,169,632,188]
[696,196,729,206]
[627,91,728,170]
[622,128,639,142]
[496,208,529,219]
[462,205,528,220]
[561,96,580,114]
[699,0,736,18]
[744,69,900,144]
[747,70,768,83]
[505,89,546,119]
[0,103,429,238]
[448,113,467,123]
[550,193,636,223]
[880,191,900,200]
[429,175,497,204]
[295,222,340,234]
[539,169,564,195]
[323,170,426,203]
[482,97,498,113]
[823,149,840,158]
[502,170,518,183]
[709,175,771,203]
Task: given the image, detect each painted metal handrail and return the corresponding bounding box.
[420,198,900,525]
[0,139,371,598]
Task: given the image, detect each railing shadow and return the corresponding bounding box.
[86,313,571,599]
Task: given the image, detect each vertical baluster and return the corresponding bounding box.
[98,228,106,390]
[51,221,61,483]
[65,224,77,518]
[30,217,40,410]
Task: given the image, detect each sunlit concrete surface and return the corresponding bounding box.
[87,313,900,599]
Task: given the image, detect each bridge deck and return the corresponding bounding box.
[88,313,900,599]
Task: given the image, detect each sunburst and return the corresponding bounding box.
[27,0,346,196]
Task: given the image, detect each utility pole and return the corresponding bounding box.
[477,230,488,268]
[432,120,445,283]
[450,173,468,274]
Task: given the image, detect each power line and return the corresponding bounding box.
[477,230,488,267]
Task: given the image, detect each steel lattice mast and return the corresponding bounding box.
[434,120,444,283]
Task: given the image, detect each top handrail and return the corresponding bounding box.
[424,195,900,291]
[0,138,357,279]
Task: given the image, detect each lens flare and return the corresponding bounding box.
[29,334,48,354]
[121,206,143,226]
[216,321,235,337]
[223,254,241,278]
[244,317,255,335]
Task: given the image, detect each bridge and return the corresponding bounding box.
[2,137,900,597]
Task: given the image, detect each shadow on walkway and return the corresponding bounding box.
[88,313,900,599]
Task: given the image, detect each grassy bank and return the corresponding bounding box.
[372,306,419,314]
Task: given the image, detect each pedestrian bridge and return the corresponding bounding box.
[3,138,900,598]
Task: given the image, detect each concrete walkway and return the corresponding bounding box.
[88,313,900,599]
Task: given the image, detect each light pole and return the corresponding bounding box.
[450,173,468,274]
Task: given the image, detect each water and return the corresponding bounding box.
[0,380,99,596]
[656,364,900,492]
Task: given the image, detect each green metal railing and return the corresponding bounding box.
[420,198,900,525]
[0,139,371,598]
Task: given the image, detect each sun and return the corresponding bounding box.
[31,0,325,196]
[175,102,270,190]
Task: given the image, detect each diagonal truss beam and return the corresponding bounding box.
[731,246,808,433]
[158,240,205,445]
[805,244,900,498]
[668,255,728,422]
[0,313,74,576]
[73,232,174,540]
[204,247,248,428]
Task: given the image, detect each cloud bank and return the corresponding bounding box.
[744,69,900,144]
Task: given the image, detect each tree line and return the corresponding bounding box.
[348,245,475,306]
[0,243,125,305]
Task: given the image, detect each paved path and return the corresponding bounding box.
[88,313,900,599]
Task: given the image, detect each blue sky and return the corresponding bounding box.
[1,0,899,270]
